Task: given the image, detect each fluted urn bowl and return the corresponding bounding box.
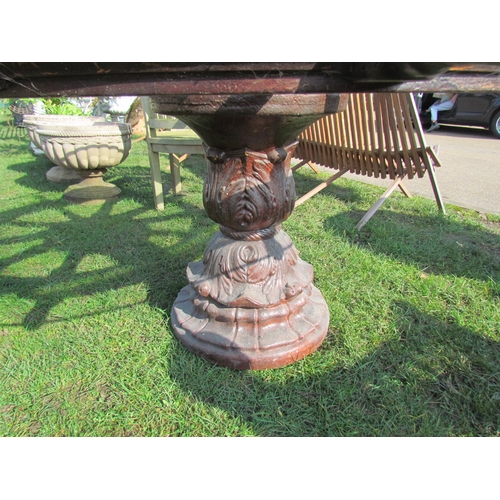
[24,115,107,183]
[37,122,132,204]
[23,114,106,150]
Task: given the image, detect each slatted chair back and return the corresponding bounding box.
[292,92,445,228]
[141,97,205,210]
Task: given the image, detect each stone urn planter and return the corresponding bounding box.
[23,115,106,182]
[37,122,132,204]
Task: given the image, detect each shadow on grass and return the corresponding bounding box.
[0,125,29,141]
[0,199,216,329]
[167,300,500,436]
[7,159,69,195]
[324,208,500,285]
[0,153,214,330]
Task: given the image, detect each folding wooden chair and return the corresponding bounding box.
[141,97,205,210]
[292,93,445,229]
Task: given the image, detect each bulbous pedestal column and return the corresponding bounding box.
[151,93,349,369]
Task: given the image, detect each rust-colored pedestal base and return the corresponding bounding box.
[152,93,348,369]
[171,227,330,369]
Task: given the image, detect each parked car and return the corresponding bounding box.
[418,93,500,138]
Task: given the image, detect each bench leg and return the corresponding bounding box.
[426,163,447,214]
[307,161,321,173]
[424,147,446,214]
[295,167,350,207]
[170,153,182,195]
[356,175,406,230]
[148,148,164,211]
[292,159,320,173]
[398,181,413,198]
[291,159,309,172]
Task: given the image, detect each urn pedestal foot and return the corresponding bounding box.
[46,166,82,183]
[63,169,121,204]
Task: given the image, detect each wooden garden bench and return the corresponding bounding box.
[292,92,445,229]
[141,97,204,210]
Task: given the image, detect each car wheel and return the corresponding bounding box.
[490,110,500,138]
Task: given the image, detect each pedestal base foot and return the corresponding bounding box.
[63,171,121,204]
[46,166,82,183]
[172,284,329,370]
[171,228,330,370]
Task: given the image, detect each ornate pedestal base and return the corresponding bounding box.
[151,93,348,369]
[172,226,330,369]
[64,169,121,204]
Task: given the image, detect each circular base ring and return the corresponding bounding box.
[63,179,121,204]
[171,284,329,370]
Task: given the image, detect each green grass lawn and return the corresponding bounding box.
[0,114,499,436]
